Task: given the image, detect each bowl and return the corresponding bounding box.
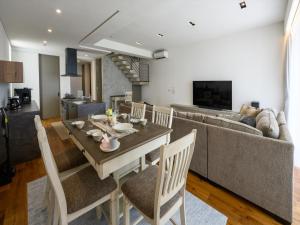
[140,119,148,126]
[120,113,127,120]
[112,123,133,133]
[72,121,85,129]
[92,131,103,142]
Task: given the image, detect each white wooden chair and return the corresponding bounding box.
[146,106,174,165]
[131,102,146,119]
[121,129,197,225]
[37,127,118,225]
[34,115,88,179]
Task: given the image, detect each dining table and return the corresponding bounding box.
[63,117,172,223]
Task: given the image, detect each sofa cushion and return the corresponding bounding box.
[239,116,256,127]
[256,109,276,123]
[174,111,204,123]
[279,125,293,142]
[204,116,263,136]
[277,111,287,126]
[256,113,279,139]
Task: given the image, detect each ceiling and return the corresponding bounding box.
[0,0,288,58]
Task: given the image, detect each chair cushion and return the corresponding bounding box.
[121,166,180,219]
[145,148,160,163]
[54,147,88,173]
[62,166,117,214]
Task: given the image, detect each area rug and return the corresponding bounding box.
[28,177,227,225]
[51,121,69,140]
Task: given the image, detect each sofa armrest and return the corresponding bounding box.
[207,125,294,222]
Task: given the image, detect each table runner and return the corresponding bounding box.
[91,120,138,138]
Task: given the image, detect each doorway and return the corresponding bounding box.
[39,54,60,119]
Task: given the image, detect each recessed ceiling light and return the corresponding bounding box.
[47,28,53,33]
[56,9,62,14]
[43,40,47,46]
[157,33,164,37]
[189,21,196,26]
[240,1,247,9]
[84,54,88,57]
[135,41,143,45]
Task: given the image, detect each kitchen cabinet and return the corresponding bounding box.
[6,101,40,164]
[0,60,23,83]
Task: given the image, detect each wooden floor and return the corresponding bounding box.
[0,119,299,225]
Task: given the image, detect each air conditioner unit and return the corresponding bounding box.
[153,50,168,59]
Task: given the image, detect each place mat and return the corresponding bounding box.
[91,121,138,138]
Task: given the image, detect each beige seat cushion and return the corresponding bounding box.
[121,166,180,219]
[54,147,88,173]
[204,116,263,136]
[62,166,117,214]
[145,148,160,163]
[256,113,279,139]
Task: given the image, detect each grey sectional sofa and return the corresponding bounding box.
[119,103,294,224]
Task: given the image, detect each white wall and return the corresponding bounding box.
[0,20,11,107]
[11,47,69,107]
[143,22,285,112]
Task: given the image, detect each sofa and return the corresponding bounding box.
[119,103,294,224]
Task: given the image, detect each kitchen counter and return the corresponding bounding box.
[7,100,39,116]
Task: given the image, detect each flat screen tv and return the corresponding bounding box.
[193,81,232,110]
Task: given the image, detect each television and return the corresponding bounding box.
[193,81,232,110]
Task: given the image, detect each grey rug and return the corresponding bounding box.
[28,177,227,225]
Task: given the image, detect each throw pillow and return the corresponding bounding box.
[239,104,261,117]
[256,109,276,124]
[256,113,279,138]
[277,111,287,126]
[239,116,256,127]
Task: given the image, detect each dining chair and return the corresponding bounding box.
[131,102,146,119]
[34,115,89,179]
[121,129,197,225]
[146,106,174,165]
[37,127,118,225]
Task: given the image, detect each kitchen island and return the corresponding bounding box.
[61,98,106,120]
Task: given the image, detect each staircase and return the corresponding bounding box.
[110,53,149,85]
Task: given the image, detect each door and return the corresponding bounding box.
[39,54,60,119]
[96,58,103,101]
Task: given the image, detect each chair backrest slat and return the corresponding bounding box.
[152,106,173,129]
[37,128,68,224]
[34,115,43,131]
[155,129,197,213]
[131,102,146,119]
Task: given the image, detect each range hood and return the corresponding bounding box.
[61,48,81,77]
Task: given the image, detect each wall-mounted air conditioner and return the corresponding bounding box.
[153,50,168,59]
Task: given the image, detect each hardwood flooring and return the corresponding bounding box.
[0,118,299,225]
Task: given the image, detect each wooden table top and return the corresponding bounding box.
[63,119,172,165]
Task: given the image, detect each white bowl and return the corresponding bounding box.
[92,114,107,121]
[92,131,103,142]
[72,121,85,129]
[112,123,133,133]
[120,113,127,120]
[130,118,140,124]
